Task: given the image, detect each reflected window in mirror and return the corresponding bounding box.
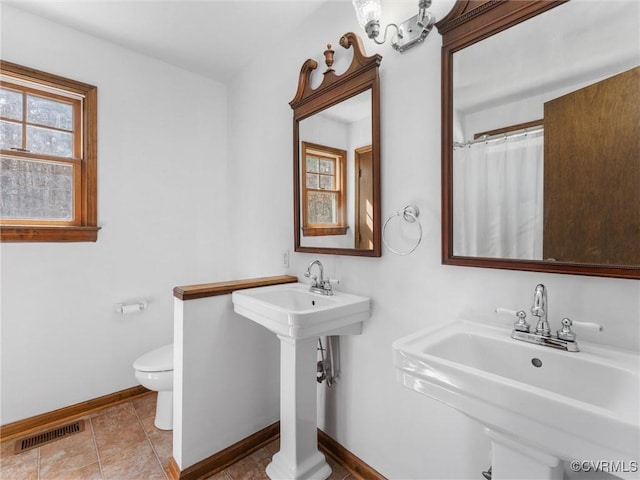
[302,142,347,236]
[298,89,372,249]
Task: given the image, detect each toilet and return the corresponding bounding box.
[133,344,173,430]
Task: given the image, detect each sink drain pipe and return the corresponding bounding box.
[317,337,336,387]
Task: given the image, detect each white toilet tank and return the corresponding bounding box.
[134,344,173,372]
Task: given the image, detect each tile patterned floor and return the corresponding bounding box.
[0,393,355,480]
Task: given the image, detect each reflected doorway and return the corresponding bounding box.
[355,145,373,250]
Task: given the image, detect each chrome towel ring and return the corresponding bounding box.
[382,205,423,256]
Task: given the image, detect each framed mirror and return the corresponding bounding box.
[437,0,639,279]
[290,32,382,256]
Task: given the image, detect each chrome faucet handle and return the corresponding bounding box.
[557,318,576,341]
[558,317,604,340]
[304,270,318,286]
[496,308,530,332]
[513,310,530,333]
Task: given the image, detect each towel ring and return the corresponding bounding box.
[382,205,423,256]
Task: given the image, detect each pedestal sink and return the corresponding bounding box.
[392,320,639,480]
[233,282,370,480]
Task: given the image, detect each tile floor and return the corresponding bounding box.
[0,393,355,480]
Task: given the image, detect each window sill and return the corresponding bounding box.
[1,225,101,242]
[302,226,349,237]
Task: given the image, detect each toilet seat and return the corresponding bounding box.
[133,344,173,372]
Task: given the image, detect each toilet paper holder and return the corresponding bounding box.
[114,301,147,314]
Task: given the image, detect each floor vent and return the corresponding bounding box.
[14,420,85,454]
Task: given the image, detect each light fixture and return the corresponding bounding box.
[352,0,436,52]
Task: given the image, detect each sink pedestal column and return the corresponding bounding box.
[485,429,562,480]
[266,336,331,480]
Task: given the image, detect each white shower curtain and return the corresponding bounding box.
[453,131,544,260]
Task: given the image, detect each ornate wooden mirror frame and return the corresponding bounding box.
[290,32,382,257]
[437,0,640,279]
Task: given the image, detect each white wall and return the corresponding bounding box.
[0,5,229,424]
[173,295,279,469]
[226,1,640,478]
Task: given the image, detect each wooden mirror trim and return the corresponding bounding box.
[291,32,382,257]
[436,0,640,279]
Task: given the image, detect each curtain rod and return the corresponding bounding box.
[454,125,544,149]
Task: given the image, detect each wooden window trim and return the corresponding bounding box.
[1,61,99,242]
[302,227,349,237]
[301,141,347,237]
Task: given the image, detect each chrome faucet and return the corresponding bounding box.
[304,260,333,295]
[504,283,603,352]
[531,284,550,336]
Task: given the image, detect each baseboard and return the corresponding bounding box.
[4,389,385,479]
[167,421,280,480]
[167,457,182,480]
[167,422,386,480]
[318,429,387,480]
[0,385,150,442]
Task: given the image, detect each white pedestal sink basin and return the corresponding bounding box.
[393,320,640,480]
[233,282,370,480]
[232,282,370,339]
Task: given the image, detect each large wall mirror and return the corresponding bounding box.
[438,0,639,279]
[290,32,382,256]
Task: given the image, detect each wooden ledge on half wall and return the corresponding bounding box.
[173,275,298,301]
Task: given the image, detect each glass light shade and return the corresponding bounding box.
[352,0,381,29]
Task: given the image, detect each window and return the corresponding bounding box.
[301,141,347,236]
[0,61,98,242]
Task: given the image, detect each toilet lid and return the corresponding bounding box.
[134,344,173,372]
